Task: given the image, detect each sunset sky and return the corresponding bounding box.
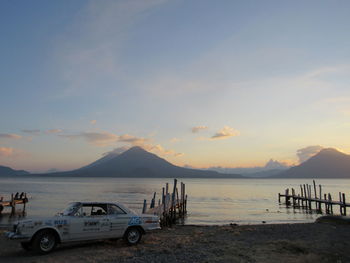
[1,0,350,172]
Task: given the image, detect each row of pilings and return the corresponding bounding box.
[142,179,187,227]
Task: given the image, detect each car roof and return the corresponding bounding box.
[69,201,133,213]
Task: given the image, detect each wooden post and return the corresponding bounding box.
[313,180,317,199]
[303,184,307,208]
[324,194,329,214]
[339,192,343,215]
[166,183,169,195]
[142,199,147,213]
[183,183,186,214]
[319,185,322,211]
[285,188,290,206]
[10,193,16,216]
[150,192,156,208]
[171,179,177,222]
[162,187,165,205]
[22,193,27,215]
[328,193,333,214]
[342,193,346,216]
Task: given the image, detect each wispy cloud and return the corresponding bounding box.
[21,129,41,135]
[90,120,97,125]
[46,129,63,134]
[59,130,183,157]
[0,147,14,157]
[211,126,240,140]
[102,146,129,156]
[191,126,208,133]
[0,133,22,140]
[170,137,181,143]
[0,147,25,158]
[59,131,119,147]
[296,145,323,163]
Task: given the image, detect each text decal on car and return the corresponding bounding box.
[128,216,142,226]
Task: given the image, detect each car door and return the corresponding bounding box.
[69,203,110,241]
[108,204,131,238]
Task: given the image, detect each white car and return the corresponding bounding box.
[5,201,160,254]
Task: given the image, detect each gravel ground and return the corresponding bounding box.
[0,223,349,263]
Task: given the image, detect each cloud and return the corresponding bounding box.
[0,147,14,157]
[296,145,324,163]
[59,131,119,146]
[192,126,208,133]
[170,137,181,143]
[90,120,97,125]
[118,134,148,145]
[102,146,129,156]
[21,129,41,135]
[59,130,183,157]
[0,133,22,140]
[211,126,240,140]
[46,129,63,134]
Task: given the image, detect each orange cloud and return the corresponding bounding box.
[211,126,240,140]
[0,147,14,157]
[192,126,208,133]
[0,133,22,140]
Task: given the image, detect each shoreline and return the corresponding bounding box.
[1,222,349,262]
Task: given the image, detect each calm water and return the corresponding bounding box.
[1,177,350,226]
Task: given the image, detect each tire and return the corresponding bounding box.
[124,227,142,245]
[21,242,32,251]
[32,230,57,254]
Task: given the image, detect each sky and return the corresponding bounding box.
[1,0,350,172]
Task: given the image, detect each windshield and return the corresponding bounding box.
[61,202,81,216]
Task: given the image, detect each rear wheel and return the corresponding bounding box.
[124,227,142,245]
[32,230,57,254]
[21,242,32,251]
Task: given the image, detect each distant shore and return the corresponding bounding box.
[1,222,349,263]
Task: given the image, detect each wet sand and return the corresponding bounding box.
[0,223,349,263]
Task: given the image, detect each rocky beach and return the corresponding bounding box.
[0,222,349,263]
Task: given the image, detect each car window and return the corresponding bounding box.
[62,202,81,216]
[74,204,108,217]
[91,204,108,216]
[108,204,126,215]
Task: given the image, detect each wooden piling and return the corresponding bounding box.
[142,199,147,213]
[278,182,348,217]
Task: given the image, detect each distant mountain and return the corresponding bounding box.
[41,146,242,178]
[274,148,350,178]
[0,165,30,176]
[207,159,289,177]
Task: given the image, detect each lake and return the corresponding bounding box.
[1,177,349,226]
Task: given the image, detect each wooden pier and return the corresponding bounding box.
[0,192,28,216]
[142,179,187,226]
[278,180,349,215]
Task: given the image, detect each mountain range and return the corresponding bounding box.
[274,148,350,178]
[1,147,349,178]
[207,159,289,177]
[35,146,242,178]
[0,165,30,176]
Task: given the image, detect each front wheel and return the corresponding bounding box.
[124,227,142,245]
[32,230,57,254]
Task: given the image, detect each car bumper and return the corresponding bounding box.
[4,231,30,241]
[144,223,161,231]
